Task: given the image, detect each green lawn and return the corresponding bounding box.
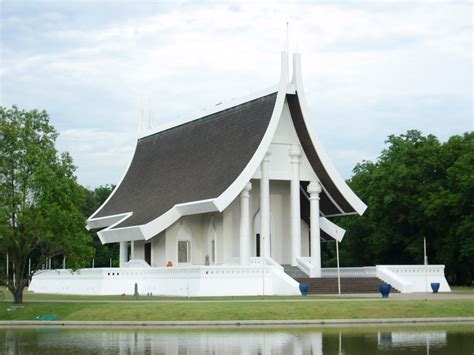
[1,299,473,321]
[1,289,365,302]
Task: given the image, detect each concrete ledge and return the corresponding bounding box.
[1,317,473,328]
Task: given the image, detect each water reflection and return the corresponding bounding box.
[378,331,446,349]
[1,325,473,354]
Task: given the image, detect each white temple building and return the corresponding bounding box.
[30,52,450,295]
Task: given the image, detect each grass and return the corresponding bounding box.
[1,299,473,321]
[1,286,472,322]
[0,289,365,302]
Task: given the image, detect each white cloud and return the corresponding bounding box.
[1,1,472,186]
[56,128,136,187]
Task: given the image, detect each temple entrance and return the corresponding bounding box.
[252,210,273,257]
[256,234,261,257]
[145,242,151,265]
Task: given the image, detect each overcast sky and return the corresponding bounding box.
[1,1,472,188]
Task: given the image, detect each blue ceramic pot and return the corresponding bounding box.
[431,282,440,293]
[299,283,310,296]
[379,284,391,298]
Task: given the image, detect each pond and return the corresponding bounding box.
[1,324,473,354]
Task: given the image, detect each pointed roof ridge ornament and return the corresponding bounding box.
[289,52,368,216]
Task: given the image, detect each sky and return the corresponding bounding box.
[1,0,472,188]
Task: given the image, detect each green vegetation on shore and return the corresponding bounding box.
[1,299,473,322]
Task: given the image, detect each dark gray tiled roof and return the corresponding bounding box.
[93,93,278,228]
[287,94,356,215]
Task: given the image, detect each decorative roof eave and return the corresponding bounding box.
[89,52,290,244]
[320,216,345,242]
[290,53,367,216]
[97,198,218,244]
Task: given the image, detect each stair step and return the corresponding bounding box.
[282,264,308,278]
[295,277,400,294]
[281,264,398,294]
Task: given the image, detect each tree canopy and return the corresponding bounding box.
[83,184,118,267]
[323,130,474,285]
[0,106,94,303]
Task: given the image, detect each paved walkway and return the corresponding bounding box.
[5,292,473,303]
[321,292,474,301]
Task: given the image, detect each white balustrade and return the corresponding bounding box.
[321,267,376,278]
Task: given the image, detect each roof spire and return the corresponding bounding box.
[148,97,154,130]
[137,104,145,135]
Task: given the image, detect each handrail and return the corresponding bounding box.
[376,266,412,293]
[264,257,283,270]
[296,256,315,277]
[321,266,376,278]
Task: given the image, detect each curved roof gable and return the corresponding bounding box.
[290,53,367,216]
[92,93,278,228]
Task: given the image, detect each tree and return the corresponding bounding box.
[82,184,118,267]
[0,106,94,303]
[329,130,473,285]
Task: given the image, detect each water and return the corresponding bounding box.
[1,324,473,354]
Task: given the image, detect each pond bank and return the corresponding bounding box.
[2,317,474,328]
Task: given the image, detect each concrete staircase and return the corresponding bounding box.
[282,264,309,279]
[294,277,400,294]
[282,265,399,294]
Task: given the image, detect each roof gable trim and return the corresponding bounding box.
[291,53,367,216]
[214,52,290,212]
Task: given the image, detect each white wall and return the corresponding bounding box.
[29,265,300,296]
[253,100,317,183]
[165,221,178,266]
[157,213,226,266]
[151,232,166,267]
[222,197,240,263]
[268,180,292,264]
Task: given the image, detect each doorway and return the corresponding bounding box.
[256,233,261,257]
[145,242,151,265]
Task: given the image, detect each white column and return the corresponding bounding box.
[132,240,145,260]
[290,145,302,266]
[260,152,271,259]
[308,181,322,277]
[120,241,128,267]
[240,182,252,265]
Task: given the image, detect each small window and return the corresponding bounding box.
[178,240,189,263]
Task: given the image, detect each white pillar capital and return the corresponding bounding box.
[241,182,252,197]
[307,180,322,197]
[289,145,302,163]
[263,151,271,163]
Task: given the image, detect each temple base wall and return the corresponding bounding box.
[29,264,300,296]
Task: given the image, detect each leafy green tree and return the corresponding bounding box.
[0,106,94,303]
[82,185,118,267]
[329,130,473,285]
